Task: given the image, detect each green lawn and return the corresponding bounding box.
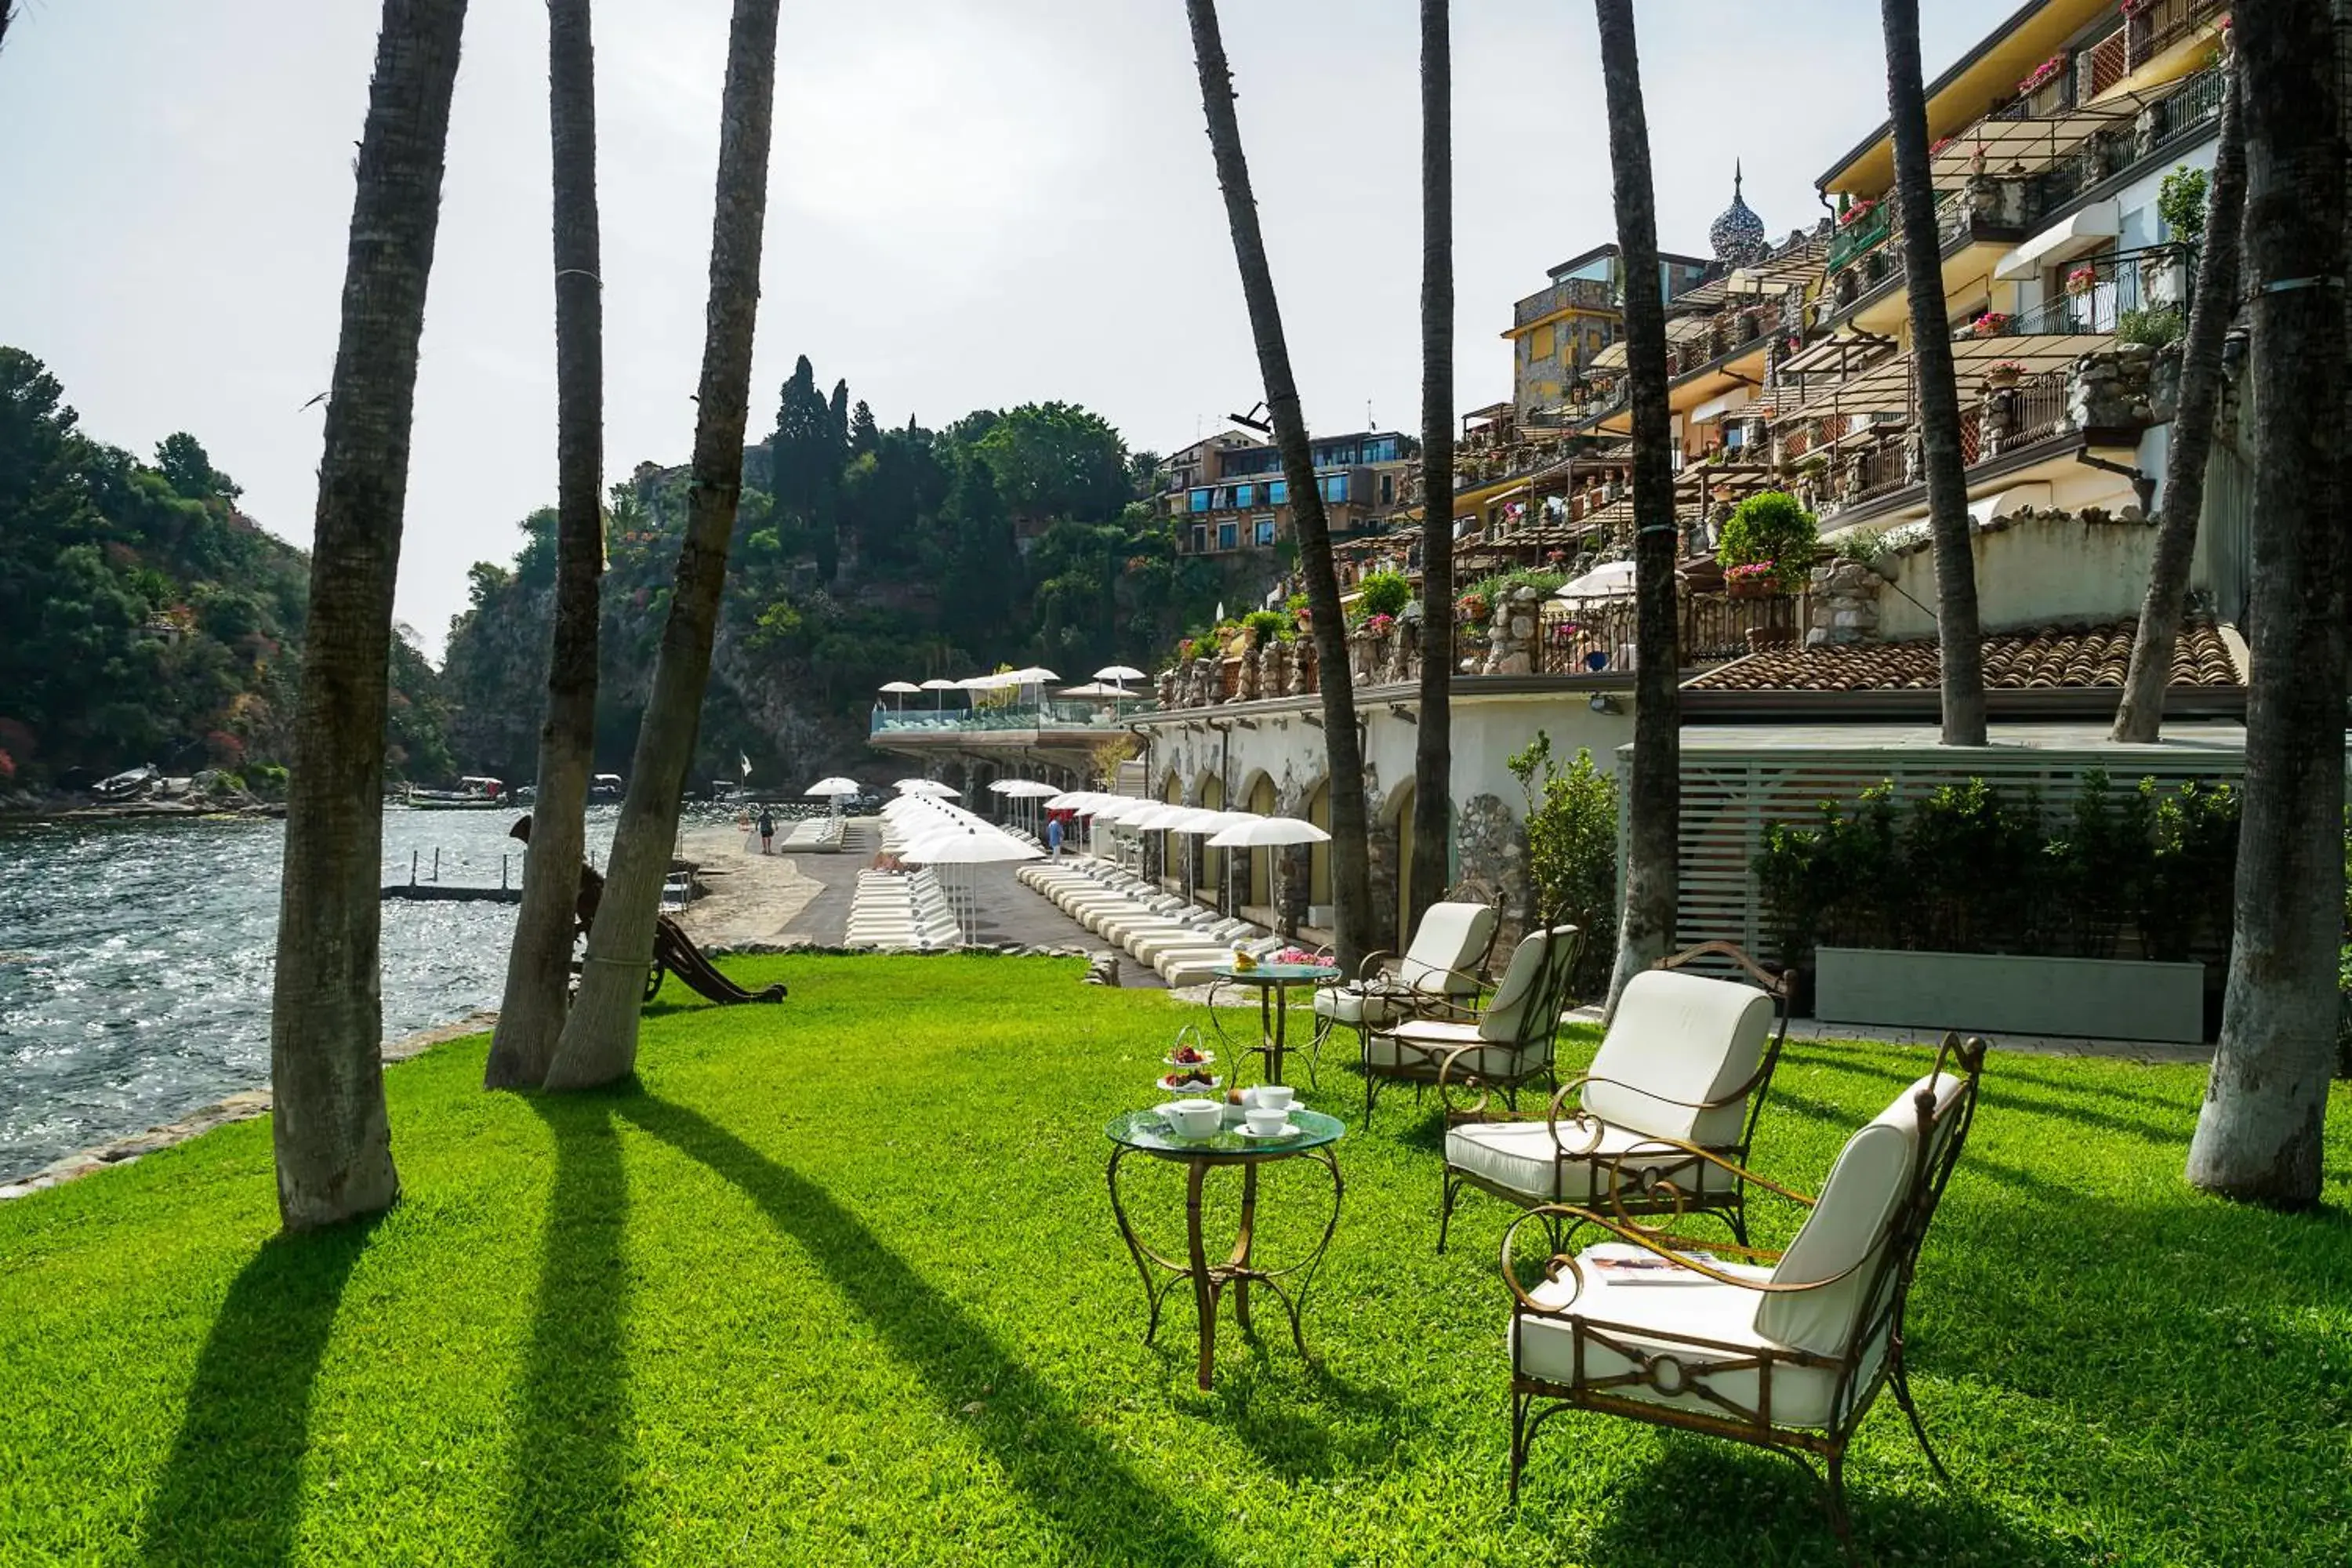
[2,956,2348,1566]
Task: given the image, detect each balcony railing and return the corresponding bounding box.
[2002,244,2185,337]
[872,700,1155,736]
[1827,199,1899,271]
[2125,0,2228,74]
[1513,276,1617,331]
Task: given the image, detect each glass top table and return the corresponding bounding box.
[1204,963,1341,1087]
[1105,1105,1345,1159]
[1104,1106,1345,1389]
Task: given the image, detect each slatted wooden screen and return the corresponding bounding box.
[1616,727,2252,964]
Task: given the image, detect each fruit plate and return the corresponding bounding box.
[1157,1073,1223,1095]
[1163,1048,1218,1068]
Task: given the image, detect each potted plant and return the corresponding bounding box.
[1969,310,2012,339]
[1982,358,2027,391]
[1716,488,1820,596]
[2064,264,2100,297]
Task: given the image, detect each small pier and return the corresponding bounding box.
[382,846,524,903]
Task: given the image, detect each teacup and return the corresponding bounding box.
[1244,1106,1290,1138]
[1253,1084,1297,1113]
[1163,1098,1224,1139]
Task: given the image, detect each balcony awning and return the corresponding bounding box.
[1782,332,2111,422]
[1690,387,1755,424]
[1968,481,2053,524]
[1929,98,2143,184]
[1995,201,2123,280]
[1588,341,1628,372]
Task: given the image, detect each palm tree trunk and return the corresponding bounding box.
[1594,0,1678,1015]
[2114,60,2245,743]
[1881,0,1987,746]
[1183,0,1374,973]
[487,0,604,1091]
[2186,2,2346,1208]
[1407,0,1454,941]
[269,0,467,1229]
[543,0,781,1091]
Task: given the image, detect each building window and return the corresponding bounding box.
[1218,520,1240,551]
[1189,524,1207,554]
[1269,480,1287,504]
[1254,514,1276,546]
[1321,474,1350,503]
[1189,488,1210,514]
[1531,324,1555,359]
[1235,483,1254,508]
[1379,474,1394,505]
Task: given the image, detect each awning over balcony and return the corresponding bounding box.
[1929,97,2143,184]
[1995,201,2123,280]
[1781,332,2111,422]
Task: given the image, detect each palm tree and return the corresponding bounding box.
[544,0,782,1090]
[486,0,604,1091]
[1592,0,1678,1014]
[1407,0,1454,940]
[1880,0,1986,746]
[1183,0,1375,971]
[2186,2,2346,1208]
[269,0,468,1229]
[2113,56,2245,743]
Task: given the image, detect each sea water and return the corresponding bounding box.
[0,805,638,1181]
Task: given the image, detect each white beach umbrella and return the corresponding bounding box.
[1555,560,1637,601]
[1207,815,1329,923]
[918,677,961,711]
[903,825,1040,944]
[805,775,860,797]
[1094,664,1148,684]
[896,779,962,798]
[879,680,921,714]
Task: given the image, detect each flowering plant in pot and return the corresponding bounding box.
[1725,561,1780,598]
[2064,264,2100,297]
[1365,612,1396,637]
[1837,196,1879,229]
[1970,310,2012,338]
[1716,488,1819,593]
[1456,591,1489,621]
[1983,358,2028,390]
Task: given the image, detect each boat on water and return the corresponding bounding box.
[402,776,510,811]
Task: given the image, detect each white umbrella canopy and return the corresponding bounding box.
[1094,664,1148,684]
[804,776,861,797]
[879,681,922,694]
[1009,666,1060,684]
[1127,802,1194,830]
[997,779,1062,797]
[1207,815,1331,848]
[896,779,961,798]
[917,677,962,711]
[1054,682,1126,701]
[902,827,1039,864]
[1555,560,1637,600]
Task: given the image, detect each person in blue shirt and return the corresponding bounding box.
[1046,814,1063,858]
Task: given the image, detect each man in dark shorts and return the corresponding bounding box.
[757,806,775,854]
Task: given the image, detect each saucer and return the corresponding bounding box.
[1238,1121,1301,1140]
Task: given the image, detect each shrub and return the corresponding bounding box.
[2118,307,2186,348]
[1508,731,1617,998]
[2157,163,2209,245]
[1755,773,2239,971]
[1715,491,1817,590]
[1351,569,1412,626]
[1241,608,1290,645]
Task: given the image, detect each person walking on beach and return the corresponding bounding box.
[1046,812,1063,858]
[757,806,775,855]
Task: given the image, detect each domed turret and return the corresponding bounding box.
[1708,162,1769,268]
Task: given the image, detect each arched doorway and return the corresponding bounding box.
[1246,774,1276,910]
[1198,774,1225,900]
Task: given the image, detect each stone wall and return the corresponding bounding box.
[1806,559,1886,648]
[1454,792,1531,946]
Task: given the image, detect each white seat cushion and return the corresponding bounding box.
[1514,1251,1839,1428]
[1397,901,1498,995]
[1446,1120,1739,1203]
[1581,970,1775,1146]
[1369,1019,1537,1081]
[1312,983,1405,1029]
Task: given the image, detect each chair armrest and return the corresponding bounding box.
[1498,1202,1869,1325]
[1353,949,1401,985]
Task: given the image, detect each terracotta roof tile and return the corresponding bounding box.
[1685,618,2240,693]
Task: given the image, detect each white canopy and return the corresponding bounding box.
[878,681,923,695]
[804,776,861,797]
[1094,664,1148,683]
[1055,682,1130,700]
[995,779,1063,798]
[902,826,1040,865]
[1207,815,1331,848]
[918,677,961,691]
[1555,560,1637,600]
[895,779,961,798]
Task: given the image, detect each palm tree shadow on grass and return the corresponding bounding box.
[500,1095,632,1566]
[137,1214,381,1566]
[616,1094,1223,1566]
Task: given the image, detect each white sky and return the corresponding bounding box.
[0,1,1983,659]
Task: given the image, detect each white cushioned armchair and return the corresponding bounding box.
[1441,942,1789,1252]
[1358,923,1581,1125]
[1501,1033,1987,1560]
[1310,896,1500,1075]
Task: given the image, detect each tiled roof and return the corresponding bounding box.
[1686,619,2241,693]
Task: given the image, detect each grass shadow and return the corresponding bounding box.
[615,1094,1222,1566]
[1792,1049,2186,1147]
[136,1214,380,1566]
[1564,1429,2074,1566]
[500,1094,633,1566]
